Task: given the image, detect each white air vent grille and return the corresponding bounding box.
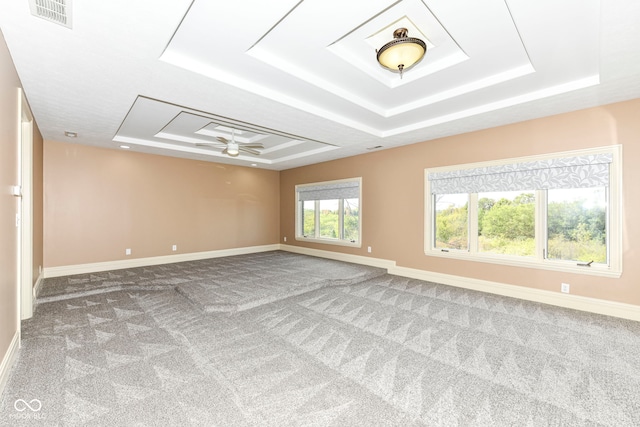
[29,0,72,29]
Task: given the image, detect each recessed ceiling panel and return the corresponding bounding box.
[1,0,626,171]
[113,97,338,169]
[160,0,598,137]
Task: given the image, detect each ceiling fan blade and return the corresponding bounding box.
[240,147,261,155]
[217,136,229,144]
[239,143,264,148]
[195,143,219,146]
[221,148,229,155]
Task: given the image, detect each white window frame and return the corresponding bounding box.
[295,177,362,248]
[424,146,622,278]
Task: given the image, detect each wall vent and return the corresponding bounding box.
[29,0,72,29]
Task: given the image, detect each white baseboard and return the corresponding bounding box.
[33,273,44,298]
[280,244,396,270]
[0,331,20,398]
[43,244,281,278]
[280,244,640,322]
[40,243,640,322]
[389,265,640,322]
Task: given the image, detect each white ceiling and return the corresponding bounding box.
[2,0,640,170]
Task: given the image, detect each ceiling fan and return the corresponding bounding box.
[196,129,264,157]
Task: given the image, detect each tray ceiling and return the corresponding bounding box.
[2,0,640,170]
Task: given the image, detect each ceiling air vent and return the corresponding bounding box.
[29,0,72,29]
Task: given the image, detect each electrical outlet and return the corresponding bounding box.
[561,283,570,293]
[284,237,287,242]
[367,246,372,253]
[125,248,131,256]
[172,244,177,251]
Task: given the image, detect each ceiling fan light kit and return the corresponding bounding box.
[226,142,240,157]
[376,27,426,78]
[195,127,264,157]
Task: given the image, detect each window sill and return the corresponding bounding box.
[424,249,622,278]
[296,236,361,248]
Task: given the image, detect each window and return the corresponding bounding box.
[478,190,535,257]
[547,187,607,263]
[424,146,622,277]
[296,178,361,247]
[435,193,468,250]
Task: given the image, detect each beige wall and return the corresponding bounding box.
[0,30,21,385]
[44,141,280,267]
[281,99,640,306]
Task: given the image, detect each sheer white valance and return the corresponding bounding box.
[297,180,360,201]
[428,154,612,194]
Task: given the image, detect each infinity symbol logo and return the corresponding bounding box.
[14,399,42,412]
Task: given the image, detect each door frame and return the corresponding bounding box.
[18,88,33,320]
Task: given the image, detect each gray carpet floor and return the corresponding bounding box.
[1,251,640,426]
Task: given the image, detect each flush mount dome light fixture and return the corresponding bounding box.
[376,28,426,78]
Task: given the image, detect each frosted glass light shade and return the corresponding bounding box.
[226,143,239,156]
[377,28,426,75]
